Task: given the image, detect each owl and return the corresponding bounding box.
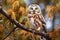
[27,4,47,40]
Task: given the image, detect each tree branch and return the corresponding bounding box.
[0,6,51,40]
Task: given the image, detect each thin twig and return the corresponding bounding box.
[1,27,17,40]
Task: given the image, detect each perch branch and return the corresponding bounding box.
[0,6,51,40]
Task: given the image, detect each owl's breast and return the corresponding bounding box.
[29,18,34,24]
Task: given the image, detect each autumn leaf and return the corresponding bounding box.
[0,24,5,34]
[7,0,15,4]
[18,6,27,16]
[8,9,16,20]
[46,5,56,18]
[12,0,19,11]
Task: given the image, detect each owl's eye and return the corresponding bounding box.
[28,12,31,14]
[30,8,33,10]
[35,8,38,10]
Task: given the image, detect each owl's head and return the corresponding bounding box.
[27,4,41,16]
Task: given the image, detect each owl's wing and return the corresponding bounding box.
[39,14,46,24]
[39,14,47,33]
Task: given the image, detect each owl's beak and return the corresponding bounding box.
[33,10,35,14]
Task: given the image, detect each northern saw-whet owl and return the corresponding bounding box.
[27,4,47,33]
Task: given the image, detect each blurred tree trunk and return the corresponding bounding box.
[52,14,55,31]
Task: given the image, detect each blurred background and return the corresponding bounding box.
[0,0,60,40]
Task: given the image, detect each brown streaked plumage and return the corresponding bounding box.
[27,4,46,33]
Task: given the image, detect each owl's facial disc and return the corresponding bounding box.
[28,4,42,15]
